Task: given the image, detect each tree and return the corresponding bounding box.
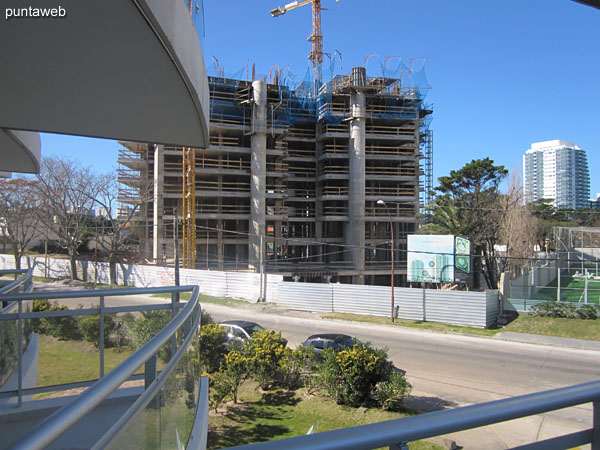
[35,157,102,280]
[320,340,399,408]
[222,349,249,403]
[498,171,539,277]
[245,330,287,390]
[422,158,508,289]
[0,178,43,269]
[195,323,229,374]
[92,172,152,285]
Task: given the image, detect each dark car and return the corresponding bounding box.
[302,333,355,355]
[219,320,265,344]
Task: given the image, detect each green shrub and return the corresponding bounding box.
[278,347,303,390]
[33,300,80,340]
[78,310,117,347]
[531,301,577,318]
[209,371,234,413]
[531,301,597,320]
[201,310,214,326]
[128,310,172,361]
[375,370,412,411]
[278,345,322,392]
[245,329,287,390]
[320,340,395,407]
[578,304,599,320]
[222,349,249,403]
[196,323,228,374]
[109,316,131,351]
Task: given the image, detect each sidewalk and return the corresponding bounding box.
[494,331,600,351]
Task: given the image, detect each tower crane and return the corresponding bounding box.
[270,0,339,87]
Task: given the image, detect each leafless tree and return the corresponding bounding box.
[35,157,103,280]
[92,173,152,285]
[498,171,539,277]
[0,178,43,269]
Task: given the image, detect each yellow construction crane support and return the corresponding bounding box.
[182,147,196,268]
[271,0,338,85]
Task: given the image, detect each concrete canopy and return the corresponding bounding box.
[1,0,209,173]
[572,0,600,9]
[0,130,41,174]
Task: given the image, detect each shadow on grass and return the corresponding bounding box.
[224,401,282,424]
[208,422,289,448]
[208,392,300,448]
[258,390,301,407]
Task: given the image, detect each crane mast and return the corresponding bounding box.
[309,0,323,85]
[271,0,338,88]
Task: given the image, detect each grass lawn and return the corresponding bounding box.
[36,334,168,400]
[534,276,600,304]
[152,292,249,307]
[37,335,138,388]
[501,314,600,341]
[208,382,443,450]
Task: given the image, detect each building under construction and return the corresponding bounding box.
[118,66,433,285]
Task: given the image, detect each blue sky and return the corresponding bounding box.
[42,0,599,195]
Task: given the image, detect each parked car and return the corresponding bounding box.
[302,333,355,355]
[219,320,265,344]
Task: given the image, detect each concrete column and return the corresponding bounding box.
[315,122,324,263]
[249,80,267,271]
[348,87,366,283]
[217,218,223,269]
[152,144,165,262]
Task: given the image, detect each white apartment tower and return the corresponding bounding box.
[523,140,590,210]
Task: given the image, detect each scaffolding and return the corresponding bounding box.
[421,129,433,212]
[182,147,196,268]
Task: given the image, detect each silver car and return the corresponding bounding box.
[218,320,265,344]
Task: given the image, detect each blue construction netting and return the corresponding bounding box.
[206,55,431,127]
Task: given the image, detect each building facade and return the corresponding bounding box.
[119,67,432,285]
[523,140,590,210]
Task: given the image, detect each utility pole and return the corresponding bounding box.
[94,219,98,287]
[44,238,48,279]
[377,200,395,322]
[259,233,264,302]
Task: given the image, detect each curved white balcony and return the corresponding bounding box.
[1,0,209,174]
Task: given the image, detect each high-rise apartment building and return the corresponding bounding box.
[523,140,590,210]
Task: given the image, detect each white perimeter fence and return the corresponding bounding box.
[0,255,499,328]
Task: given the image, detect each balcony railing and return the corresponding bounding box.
[0,267,33,297]
[1,285,204,450]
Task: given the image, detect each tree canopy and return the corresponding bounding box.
[422,158,508,289]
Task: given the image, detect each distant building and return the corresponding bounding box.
[590,193,600,209]
[523,140,590,210]
[95,207,109,218]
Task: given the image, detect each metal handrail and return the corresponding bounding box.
[0,284,193,302]
[232,380,600,450]
[11,285,201,450]
[0,266,34,296]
